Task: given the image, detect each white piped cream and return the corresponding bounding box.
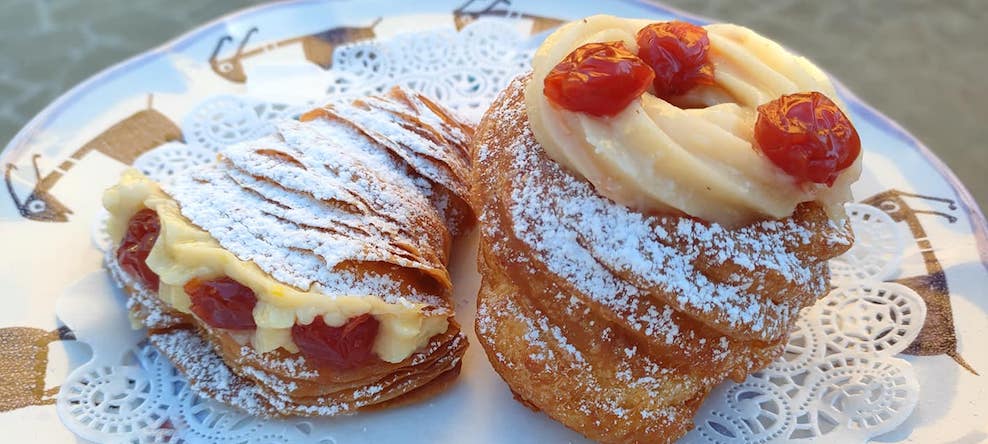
[525,15,861,227]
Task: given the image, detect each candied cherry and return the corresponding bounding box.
[184,277,258,330]
[117,208,161,291]
[754,92,861,186]
[543,41,655,117]
[635,21,715,97]
[292,314,379,370]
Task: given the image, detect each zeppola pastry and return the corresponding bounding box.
[471,15,860,443]
[102,87,473,416]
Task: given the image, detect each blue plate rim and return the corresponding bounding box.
[2,0,985,270]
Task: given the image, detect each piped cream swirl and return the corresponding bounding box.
[525,15,862,227]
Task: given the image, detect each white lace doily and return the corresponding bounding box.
[60,16,923,444]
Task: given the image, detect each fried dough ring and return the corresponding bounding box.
[470,75,853,443]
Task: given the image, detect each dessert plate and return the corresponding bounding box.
[0,1,985,443]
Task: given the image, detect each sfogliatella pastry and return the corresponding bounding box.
[471,16,860,443]
[102,87,473,416]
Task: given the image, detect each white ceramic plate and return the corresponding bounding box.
[1,1,986,443]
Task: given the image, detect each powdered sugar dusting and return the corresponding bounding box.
[475,287,697,435]
[167,121,443,297]
[104,248,184,330]
[100,87,474,417]
[163,87,473,305]
[484,77,851,342]
[472,76,855,442]
[307,88,474,235]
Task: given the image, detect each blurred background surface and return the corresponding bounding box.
[1,0,985,210]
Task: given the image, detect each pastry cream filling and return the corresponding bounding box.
[103,169,449,363]
[526,15,862,227]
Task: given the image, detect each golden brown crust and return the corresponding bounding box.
[470,75,854,443]
[475,243,702,443]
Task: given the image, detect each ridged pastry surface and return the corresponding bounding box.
[471,75,853,443]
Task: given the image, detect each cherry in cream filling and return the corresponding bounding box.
[119,209,380,370]
[185,277,258,330]
[116,208,161,292]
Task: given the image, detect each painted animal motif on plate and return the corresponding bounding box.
[209,0,564,84]
[0,326,75,413]
[453,0,565,34]
[209,19,382,84]
[4,98,181,223]
[863,189,978,375]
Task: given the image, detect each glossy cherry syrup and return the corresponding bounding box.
[543,41,655,117]
[184,277,258,330]
[755,91,861,185]
[117,208,161,291]
[635,21,715,97]
[292,314,380,370]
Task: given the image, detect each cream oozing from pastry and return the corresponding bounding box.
[103,169,448,363]
[525,15,862,227]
